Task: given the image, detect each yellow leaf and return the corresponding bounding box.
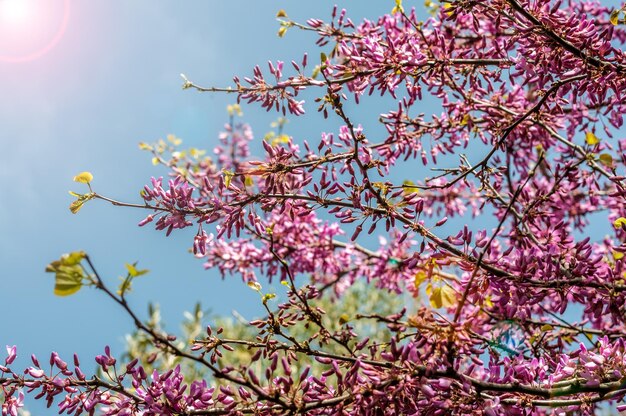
[311,65,321,79]
[391,0,404,13]
[414,271,427,290]
[69,200,85,214]
[613,217,626,229]
[540,324,553,332]
[167,134,182,146]
[62,251,86,266]
[403,180,419,195]
[262,293,276,303]
[73,172,93,184]
[151,157,159,166]
[223,169,234,187]
[585,131,600,145]
[611,10,620,26]
[226,104,243,117]
[276,9,287,18]
[189,148,206,159]
[53,264,84,296]
[271,134,290,146]
[247,281,262,292]
[427,284,456,308]
[598,153,613,167]
[125,263,149,277]
[613,251,625,260]
[278,26,288,37]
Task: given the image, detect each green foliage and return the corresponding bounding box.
[68,191,95,214]
[45,251,87,296]
[118,262,149,296]
[120,281,405,385]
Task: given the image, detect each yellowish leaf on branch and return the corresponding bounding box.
[391,0,404,13]
[223,169,234,187]
[414,271,427,290]
[125,263,149,277]
[585,131,599,145]
[426,284,456,308]
[167,134,182,146]
[610,9,620,26]
[73,171,93,184]
[614,217,626,229]
[45,251,87,296]
[598,153,613,167]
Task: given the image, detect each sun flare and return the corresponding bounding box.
[0,0,32,23]
[0,0,70,63]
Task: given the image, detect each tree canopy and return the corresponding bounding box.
[5,1,626,414]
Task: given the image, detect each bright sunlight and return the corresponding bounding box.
[0,0,70,63]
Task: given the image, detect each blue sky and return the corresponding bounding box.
[0,1,394,412]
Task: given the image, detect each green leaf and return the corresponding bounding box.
[46,252,87,296]
[63,251,86,266]
[311,65,321,79]
[54,265,84,296]
[73,171,93,184]
[125,263,149,277]
[69,192,95,214]
[262,293,276,303]
[46,251,86,272]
